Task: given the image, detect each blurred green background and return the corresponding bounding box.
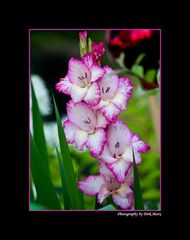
[30,30,160,210]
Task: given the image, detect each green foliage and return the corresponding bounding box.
[132,65,144,78]
[30,202,47,210]
[145,69,156,83]
[31,81,49,172]
[52,94,81,209]
[98,204,117,210]
[88,37,92,52]
[135,53,146,65]
[56,147,71,209]
[30,133,61,209]
[133,148,144,210]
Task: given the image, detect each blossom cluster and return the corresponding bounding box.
[56,31,150,210]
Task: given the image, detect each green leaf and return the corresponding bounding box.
[133,148,144,210]
[135,53,146,65]
[116,52,126,69]
[31,81,49,172]
[77,171,84,210]
[52,94,81,209]
[30,133,61,210]
[145,69,156,83]
[132,65,144,78]
[56,147,71,209]
[98,204,117,210]
[88,37,92,52]
[30,181,34,202]
[30,202,47,210]
[157,69,160,85]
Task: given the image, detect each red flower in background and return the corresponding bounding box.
[107,30,160,90]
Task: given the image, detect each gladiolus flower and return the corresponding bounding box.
[63,101,108,157]
[97,66,135,122]
[98,120,150,183]
[56,53,105,106]
[78,161,134,210]
[92,42,105,63]
[79,31,88,57]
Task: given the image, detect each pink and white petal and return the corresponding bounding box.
[90,65,105,82]
[55,76,72,95]
[107,120,132,155]
[97,99,109,110]
[122,146,133,163]
[98,161,113,176]
[78,175,104,196]
[134,150,142,165]
[112,92,127,111]
[82,53,95,68]
[107,159,131,184]
[97,185,110,204]
[87,128,106,157]
[118,77,135,99]
[68,58,91,86]
[96,110,108,128]
[132,134,150,153]
[63,119,79,144]
[101,103,120,123]
[116,183,133,198]
[112,191,134,210]
[100,66,119,99]
[98,144,117,164]
[73,129,88,151]
[67,101,96,132]
[70,84,87,103]
[83,82,100,106]
[125,166,134,187]
[122,146,142,165]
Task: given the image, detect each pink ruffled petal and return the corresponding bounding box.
[132,134,150,153]
[133,149,142,165]
[74,129,88,151]
[112,92,127,111]
[67,101,97,132]
[116,183,133,198]
[112,190,134,210]
[101,103,120,123]
[90,65,105,82]
[97,185,110,204]
[122,146,142,165]
[118,77,135,99]
[82,53,95,68]
[83,82,100,106]
[87,128,106,157]
[97,99,109,109]
[96,111,108,128]
[125,166,134,187]
[107,159,131,184]
[107,120,132,155]
[98,144,117,164]
[122,146,133,163]
[68,58,91,87]
[99,160,113,176]
[63,119,79,144]
[78,175,104,196]
[55,76,72,95]
[100,66,119,100]
[70,84,87,103]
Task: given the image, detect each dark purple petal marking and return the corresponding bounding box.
[106,87,110,93]
[115,142,120,148]
[83,117,91,124]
